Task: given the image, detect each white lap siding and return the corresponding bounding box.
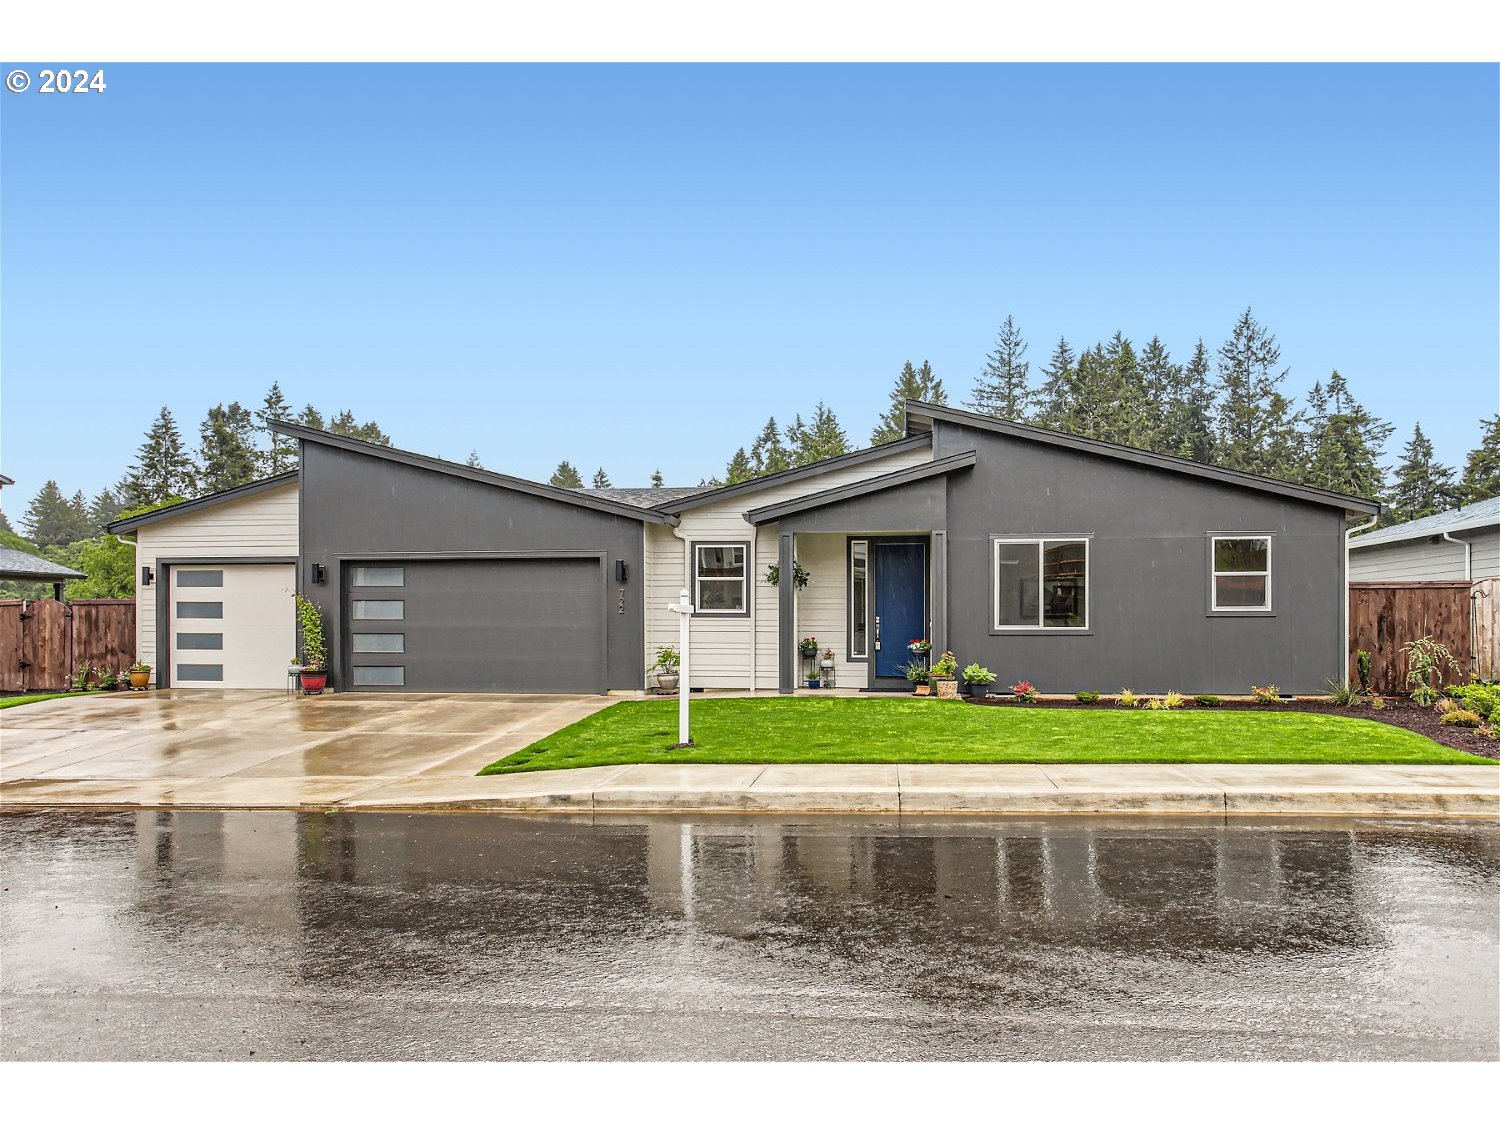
[133,483,300,680]
[645,443,932,690]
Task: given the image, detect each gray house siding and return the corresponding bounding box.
[1348,537,1470,583]
[1470,527,1500,581]
[773,476,948,534]
[298,441,646,692]
[931,420,1349,695]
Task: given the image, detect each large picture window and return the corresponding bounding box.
[694,543,748,614]
[1211,536,1272,610]
[992,538,1089,631]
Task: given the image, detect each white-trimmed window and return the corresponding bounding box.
[992,538,1089,631]
[694,543,748,614]
[1211,536,1272,611]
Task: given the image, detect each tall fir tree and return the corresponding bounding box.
[87,487,126,534]
[549,461,584,488]
[724,447,754,485]
[1211,308,1304,479]
[465,450,483,468]
[1174,339,1216,463]
[792,401,850,465]
[591,467,612,489]
[1100,332,1148,446]
[1137,335,1178,452]
[1033,338,1077,431]
[21,481,94,547]
[198,403,259,494]
[328,409,390,445]
[873,360,946,444]
[1459,415,1500,503]
[750,417,791,476]
[650,469,665,489]
[1386,423,1458,525]
[1303,370,1393,500]
[123,406,197,507]
[968,317,1031,422]
[296,404,324,430]
[256,383,297,475]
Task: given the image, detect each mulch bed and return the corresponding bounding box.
[963,693,1500,761]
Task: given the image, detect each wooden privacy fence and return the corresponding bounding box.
[1348,582,1472,694]
[0,598,136,694]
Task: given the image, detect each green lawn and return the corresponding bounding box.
[0,692,89,710]
[479,697,1495,774]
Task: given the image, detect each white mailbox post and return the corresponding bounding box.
[666,587,694,746]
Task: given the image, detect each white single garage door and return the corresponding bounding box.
[170,564,296,688]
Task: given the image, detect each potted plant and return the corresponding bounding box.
[648,645,680,693]
[908,637,932,656]
[798,636,819,657]
[127,662,151,690]
[820,647,836,671]
[962,663,997,700]
[294,594,329,694]
[904,660,931,696]
[766,560,811,589]
[930,650,959,699]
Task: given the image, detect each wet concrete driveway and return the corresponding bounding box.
[2,810,1496,1060]
[0,690,612,805]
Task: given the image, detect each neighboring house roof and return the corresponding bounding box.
[0,546,86,581]
[903,401,1382,515]
[108,472,300,534]
[268,422,680,526]
[585,486,707,508]
[0,473,14,486]
[1348,495,1500,550]
[651,434,934,514]
[745,450,978,525]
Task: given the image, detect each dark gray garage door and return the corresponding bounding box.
[344,558,604,693]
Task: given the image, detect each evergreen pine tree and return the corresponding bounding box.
[1386,423,1458,524]
[1033,338,1077,431]
[750,417,792,476]
[87,487,126,534]
[465,450,483,468]
[1211,308,1304,479]
[21,481,93,547]
[1175,339,1216,463]
[123,406,198,507]
[1303,370,1393,499]
[1137,336,1178,452]
[591,467,611,489]
[256,383,297,475]
[650,469,665,489]
[328,410,390,445]
[199,404,260,493]
[967,317,1031,422]
[1099,332,1148,446]
[724,448,754,485]
[296,404,325,430]
[873,361,947,444]
[549,461,584,488]
[1459,415,1500,503]
[793,402,850,465]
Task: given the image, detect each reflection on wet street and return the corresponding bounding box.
[2,811,1496,1060]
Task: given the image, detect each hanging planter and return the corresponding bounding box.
[766,560,811,590]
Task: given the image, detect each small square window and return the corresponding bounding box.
[694,543,748,614]
[1211,536,1272,611]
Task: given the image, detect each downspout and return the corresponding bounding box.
[1443,531,1474,676]
[1344,512,1379,687]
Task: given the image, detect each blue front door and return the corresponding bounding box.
[873,542,927,680]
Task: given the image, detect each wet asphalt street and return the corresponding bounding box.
[2,810,1496,1060]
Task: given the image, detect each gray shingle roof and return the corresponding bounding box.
[582,487,707,508]
[1349,495,1500,549]
[0,546,86,581]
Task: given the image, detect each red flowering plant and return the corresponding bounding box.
[907,638,932,654]
[1011,680,1040,702]
[798,636,819,656]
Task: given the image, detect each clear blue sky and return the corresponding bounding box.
[2,64,1496,512]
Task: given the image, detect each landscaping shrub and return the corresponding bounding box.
[1075,690,1100,704]
[1323,677,1363,707]
[1447,682,1500,719]
[1193,694,1221,708]
[1010,679,1039,702]
[1402,635,1457,706]
[1115,689,1139,709]
[1250,684,1282,705]
[1145,691,1185,711]
[1355,650,1373,695]
[1439,708,1483,728]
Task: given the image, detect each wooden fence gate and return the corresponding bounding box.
[0,598,136,694]
[1348,582,1471,694]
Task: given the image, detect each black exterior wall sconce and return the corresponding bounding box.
[615,560,628,583]
[310,563,327,585]
[141,566,154,587]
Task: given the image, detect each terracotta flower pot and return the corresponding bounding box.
[914,683,931,696]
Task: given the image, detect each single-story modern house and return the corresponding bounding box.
[109,402,1380,695]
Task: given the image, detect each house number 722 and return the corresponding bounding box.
[618,589,626,614]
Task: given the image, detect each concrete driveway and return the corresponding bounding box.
[0,690,612,809]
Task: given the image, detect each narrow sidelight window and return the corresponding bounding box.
[1211,536,1271,610]
[351,600,404,621]
[849,540,869,659]
[694,543,748,614]
[992,538,1089,630]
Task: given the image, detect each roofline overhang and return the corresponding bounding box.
[0,563,87,581]
[653,433,933,515]
[269,422,679,525]
[106,472,301,534]
[1348,512,1500,549]
[746,450,977,525]
[903,401,1382,516]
